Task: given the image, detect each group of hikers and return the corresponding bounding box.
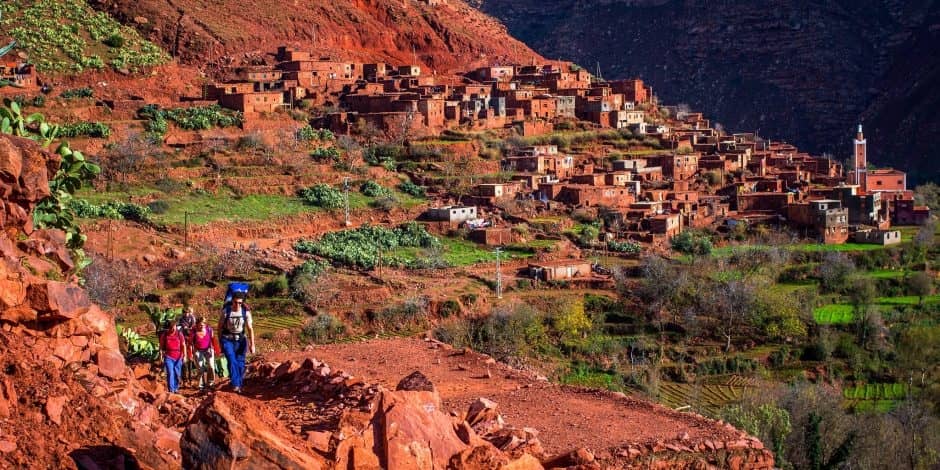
[158,283,256,394]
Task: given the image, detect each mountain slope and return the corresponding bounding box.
[473,0,940,182]
[89,0,543,74]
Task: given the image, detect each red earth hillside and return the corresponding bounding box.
[88,0,545,73]
[0,135,192,468]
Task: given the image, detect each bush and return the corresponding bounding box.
[398,180,426,198]
[363,144,402,166]
[360,180,393,198]
[607,239,641,254]
[261,274,289,297]
[237,133,266,151]
[301,314,346,343]
[310,147,340,162]
[61,88,93,99]
[297,184,345,209]
[295,125,318,141]
[103,33,125,48]
[146,200,170,214]
[58,121,111,138]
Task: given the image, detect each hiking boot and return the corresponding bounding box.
[233,387,242,394]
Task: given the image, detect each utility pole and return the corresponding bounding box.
[494,247,502,299]
[107,219,113,262]
[343,177,351,226]
[183,211,191,248]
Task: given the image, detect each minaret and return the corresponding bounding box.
[854,124,867,190]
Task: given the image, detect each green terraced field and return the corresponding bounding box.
[813,304,855,325]
[658,381,747,415]
[843,383,906,413]
[814,294,940,324]
[252,314,305,336]
[843,383,906,400]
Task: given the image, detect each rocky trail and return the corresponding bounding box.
[262,337,773,467]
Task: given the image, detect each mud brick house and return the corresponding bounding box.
[830,186,890,228]
[648,213,682,238]
[473,182,521,204]
[528,259,593,281]
[612,159,647,172]
[662,154,698,180]
[893,199,931,225]
[736,192,794,213]
[501,147,574,177]
[554,95,576,118]
[469,227,512,246]
[425,205,478,223]
[865,168,907,194]
[207,82,284,115]
[556,185,636,208]
[471,66,515,82]
[609,79,650,103]
[786,199,849,244]
[853,229,902,245]
[0,62,37,93]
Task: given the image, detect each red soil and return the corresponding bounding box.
[267,337,746,460]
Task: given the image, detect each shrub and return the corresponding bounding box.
[297,184,344,209]
[310,147,340,162]
[237,133,266,151]
[61,88,93,99]
[146,200,170,214]
[360,180,393,198]
[58,121,111,138]
[261,274,289,297]
[607,239,641,254]
[302,314,346,343]
[363,144,402,166]
[398,180,426,198]
[295,125,318,141]
[103,33,125,48]
[31,95,46,107]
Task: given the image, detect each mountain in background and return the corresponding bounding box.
[88,0,542,74]
[472,0,940,183]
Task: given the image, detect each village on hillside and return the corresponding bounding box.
[4,44,930,284]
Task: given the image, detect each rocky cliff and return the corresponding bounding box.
[473,0,940,182]
[88,0,543,74]
[0,135,190,468]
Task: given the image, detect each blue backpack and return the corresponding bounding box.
[224,282,250,304]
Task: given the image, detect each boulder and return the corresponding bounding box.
[373,390,469,469]
[181,393,328,470]
[395,370,435,392]
[95,348,126,379]
[27,281,92,320]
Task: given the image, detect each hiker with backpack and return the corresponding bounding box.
[159,318,187,394]
[190,316,216,391]
[218,284,255,393]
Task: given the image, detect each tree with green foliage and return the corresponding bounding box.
[669,230,712,264]
[577,223,600,247]
[907,271,933,306]
[914,183,940,210]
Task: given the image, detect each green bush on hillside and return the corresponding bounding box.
[293,222,440,270]
[297,184,344,210]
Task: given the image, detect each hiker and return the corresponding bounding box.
[159,318,187,394]
[190,316,216,391]
[218,289,254,393]
[178,306,197,386]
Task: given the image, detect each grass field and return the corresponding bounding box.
[814,294,940,324]
[388,238,536,267]
[843,383,906,413]
[813,304,856,325]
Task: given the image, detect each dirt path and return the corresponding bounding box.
[266,337,741,458]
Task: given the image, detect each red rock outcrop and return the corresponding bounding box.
[181,359,774,469]
[0,134,190,468]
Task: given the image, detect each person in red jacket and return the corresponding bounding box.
[159,318,187,393]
